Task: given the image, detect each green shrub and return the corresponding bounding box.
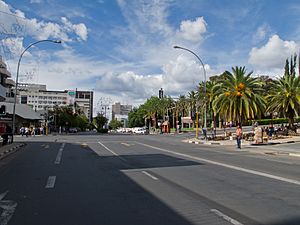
[245,117,300,126]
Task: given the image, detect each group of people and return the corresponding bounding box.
[19,126,46,137]
[235,123,277,148]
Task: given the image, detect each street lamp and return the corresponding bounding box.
[173,45,207,139]
[12,39,62,140]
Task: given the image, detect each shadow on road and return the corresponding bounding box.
[3,142,197,225]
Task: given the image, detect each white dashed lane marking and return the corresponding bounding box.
[54,143,65,164]
[45,176,56,189]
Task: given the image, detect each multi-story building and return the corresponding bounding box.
[0,56,14,101]
[17,83,93,122]
[0,57,41,134]
[17,83,69,112]
[75,90,93,122]
[111,102,132,127]
[112,102,132,119]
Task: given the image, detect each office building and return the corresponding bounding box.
[112,102,132,119]
[16,83,93,122]
[75,90,93,122]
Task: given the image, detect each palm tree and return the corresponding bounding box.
[213,66,266,125]
[159,96,174,121]
[178,95,190,119]
[187,90,197,121]
[143,96,161,128]
[267,74,300,127]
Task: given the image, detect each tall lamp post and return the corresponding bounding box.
[12,39,62,141]
[173,45,207,139]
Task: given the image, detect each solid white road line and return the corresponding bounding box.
[45,176,56,188]
[210,209,243,225]
[98,141,128,162]
[135,142,300,186]
[54,143,65,164]
[98,141,118,156]
[142,171,159,180]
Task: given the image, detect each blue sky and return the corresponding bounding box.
[1,0,300,108]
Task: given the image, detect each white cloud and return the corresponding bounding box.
[249,35,298,69]
[0,37,24,57]
[30,0,43,3]
[252,24,271,44]
[1,0,213,106]
[162,54,213,95]
[61,17,88,41]
[0,0,88,44]
[176,17,207,43]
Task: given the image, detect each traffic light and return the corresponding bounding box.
[159,88,164,99]
[0,105,5,115]
[191,109,196,120]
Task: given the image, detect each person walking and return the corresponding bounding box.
[236,124,242,149]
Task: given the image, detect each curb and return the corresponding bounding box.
[188,140,223,145]
[0,143,26,160]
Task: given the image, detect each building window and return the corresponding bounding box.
[21,96,27,104]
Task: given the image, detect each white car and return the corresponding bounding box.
[134,128,147,134]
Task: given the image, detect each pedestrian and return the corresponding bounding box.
[236,124,242,149]
[20,127,25,136]
[25,127,29,137]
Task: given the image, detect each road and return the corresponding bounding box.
[0,134,300,225]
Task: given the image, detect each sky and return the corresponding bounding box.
[1,0,300,111]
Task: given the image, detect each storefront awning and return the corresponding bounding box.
[0,102,42,120]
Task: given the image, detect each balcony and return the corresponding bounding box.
[0,84,7,101]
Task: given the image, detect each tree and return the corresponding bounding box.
[109,119,123,130]
[143,96,161,128]
[128,107,146,128]
[213,66,266,124]
[268,72,300,127]
[94,113,108,132]
[49,105,89,132]
[198,80,218,133]
[187,91,197,121]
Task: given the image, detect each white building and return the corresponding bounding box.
[17,83,69,112]
[16,83,93,122]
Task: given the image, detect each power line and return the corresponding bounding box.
[0,10,27,20]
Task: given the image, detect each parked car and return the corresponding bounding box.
[134,127,147,134]
[69,127,78,133]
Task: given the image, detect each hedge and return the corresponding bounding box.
[245,117,300,126]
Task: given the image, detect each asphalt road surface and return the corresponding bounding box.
[0,134,300,225]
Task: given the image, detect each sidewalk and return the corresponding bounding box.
[184,136,300,157]
[0,142,25,160]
